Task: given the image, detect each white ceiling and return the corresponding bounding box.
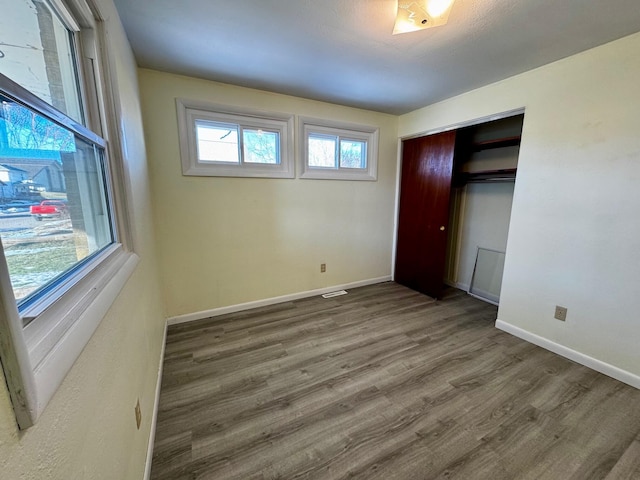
[112,0,640,115]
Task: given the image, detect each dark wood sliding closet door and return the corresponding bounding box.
[395,130,456,299]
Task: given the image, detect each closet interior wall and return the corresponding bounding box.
[445,115,524,296]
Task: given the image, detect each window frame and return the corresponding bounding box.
[0,0,137,429]
[177,99,295,179]
[299,117,379,181]
[0,82,116,320]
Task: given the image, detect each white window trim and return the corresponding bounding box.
[0,246,138,421]
[298,116,379,181]
[0,0,137,429]
[176,99,295,179]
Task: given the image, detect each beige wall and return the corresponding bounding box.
[3,10,637,478]
[138,69,398,319]
[0,0,165,478]
[452,181,515,292]
[400,32,640,381]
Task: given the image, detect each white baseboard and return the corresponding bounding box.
[143,321,167,480]
[167,276,392,325]
[495,320,640,390]
[444,280,500,307]
[468,286,498,302]
[469,292,499,307]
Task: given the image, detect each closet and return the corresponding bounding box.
[395,113,524,303]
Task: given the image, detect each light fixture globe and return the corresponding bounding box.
[393,0,456,34]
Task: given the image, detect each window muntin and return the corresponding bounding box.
[177,99,294,178]
[299,118,379,181]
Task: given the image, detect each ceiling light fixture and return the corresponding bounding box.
[393,0,456,34]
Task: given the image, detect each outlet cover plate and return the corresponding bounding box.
[554,306,568,322]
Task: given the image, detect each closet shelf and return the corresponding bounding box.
[472,135,521,152]
[456,168,517,184]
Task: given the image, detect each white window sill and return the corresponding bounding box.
[299,168,378,181]
[8,248,139,425]
[31,249,138,417]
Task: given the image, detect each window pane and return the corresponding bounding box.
[0,0,83,123]
[243,129,279,164]
[196,121,239,163]
[340,139,367,169]
[308,134,337,168]
[0,94,113,306]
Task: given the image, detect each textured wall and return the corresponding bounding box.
[400,32,640,379]
[138,69,399,319]
[0,0,165,478]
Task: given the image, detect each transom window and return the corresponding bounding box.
[195,120,281,165]
[299,117,378,181]
[308,134,367,169]
[177,99,294,178]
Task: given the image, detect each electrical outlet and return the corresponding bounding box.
[554,306,568,322]
[135,399,142,430]
[320,263,326,273]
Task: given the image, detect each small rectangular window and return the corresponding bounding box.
[177,99,294,178]
[307,134,368,170]
[299,117,378,181]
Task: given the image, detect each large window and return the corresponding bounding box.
[177,99,294,178]
[299,117,379,181]
[0,93,114,317]
[0,0,136,428]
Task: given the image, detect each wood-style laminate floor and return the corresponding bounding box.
[151,282,640,480]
